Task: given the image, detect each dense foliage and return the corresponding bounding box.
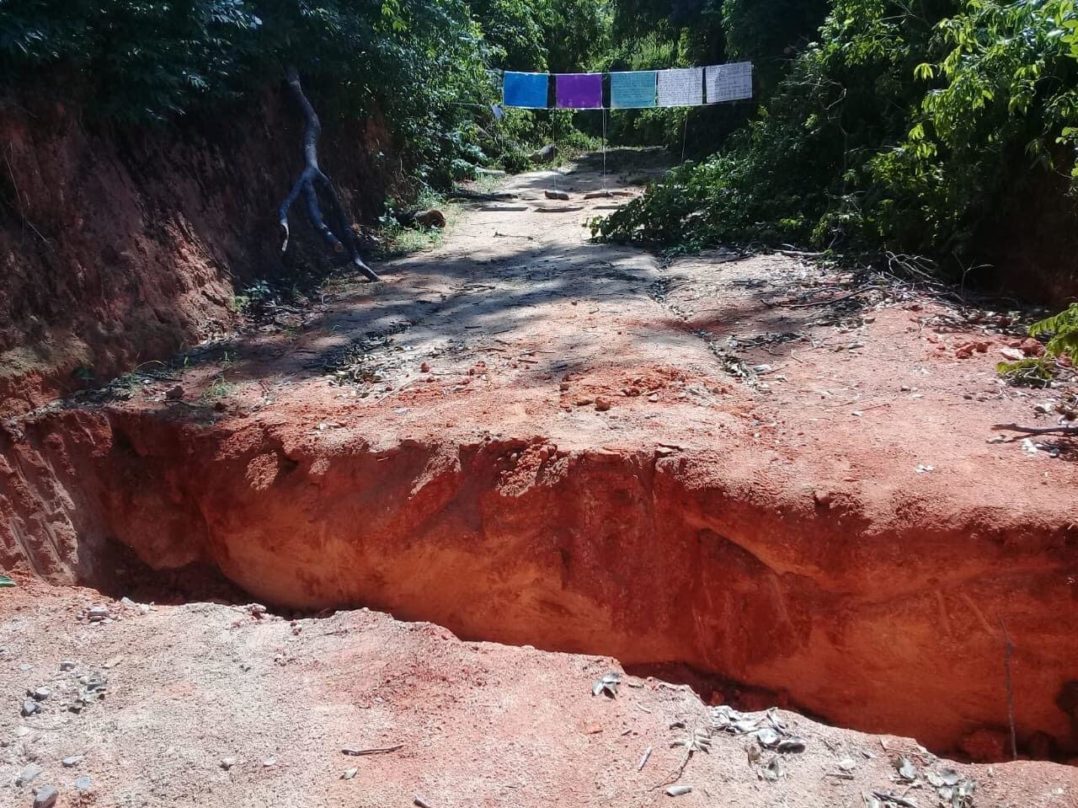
[600,0,828,149]
[463,0,612,169]
[1,0,263,120]
[472,0,610,73]
[0,1,614,186]
[596,0,943,248]
[596,0,1078,267]
[593,0,1078,359]
[0,0,498,185]
[4,0,1078,344]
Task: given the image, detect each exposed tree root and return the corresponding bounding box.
[446,188,519,202]
[278,67,379,283]
[992,423,1077,436]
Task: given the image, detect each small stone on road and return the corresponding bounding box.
[32,785,58,808]
[16,763,43,786]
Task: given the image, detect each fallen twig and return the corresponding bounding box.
[871,791,918,808]
[991,423,1077,436]
[637,746,653,772]
[342,744,404,756]
[652,752,692,790]
[772,285,886,309]
[446,188,519,202]
[824,401,891,413]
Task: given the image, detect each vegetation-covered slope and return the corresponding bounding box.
[595,1,1078,304]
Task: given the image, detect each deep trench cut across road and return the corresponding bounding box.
[2,154,1078,762]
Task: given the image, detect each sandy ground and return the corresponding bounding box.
[1,580,1076,808]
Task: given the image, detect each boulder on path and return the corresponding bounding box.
[531,144,557,162]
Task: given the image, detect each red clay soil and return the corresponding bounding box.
[0,93,394,413]
[1,579,1076,808]
[2,158,1078,772]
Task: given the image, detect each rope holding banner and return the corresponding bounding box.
[681,110,689,163]
[551,108,558,194]
[602,107,608,193]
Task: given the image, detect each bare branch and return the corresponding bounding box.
[278,67,379,282]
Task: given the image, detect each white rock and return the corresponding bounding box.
[16,763,43,786]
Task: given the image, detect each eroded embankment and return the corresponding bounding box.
[2,405,1077,760]
[0,93,394,415]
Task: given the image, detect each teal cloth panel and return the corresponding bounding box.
[610,71,657,109]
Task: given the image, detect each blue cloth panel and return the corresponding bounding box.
[503,72,550,108]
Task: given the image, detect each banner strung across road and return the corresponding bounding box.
[705,62,753,103]
[502,63,752,109]
[555,73,603,109]
[656,68,703,108]
[502,71,551,109]
[610,71,657,109]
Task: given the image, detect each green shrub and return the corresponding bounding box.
[997,357,1056,387]
[595,0,1078,271]
[1030,304,1078,363]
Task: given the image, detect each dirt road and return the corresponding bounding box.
[1,580,1075,807]
[2,154,1078,805]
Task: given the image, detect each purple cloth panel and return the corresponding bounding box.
[555,73,603,109]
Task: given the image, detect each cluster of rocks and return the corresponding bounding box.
[9,602,143,806]
[11,675,95,806]
[20,660,108,719]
